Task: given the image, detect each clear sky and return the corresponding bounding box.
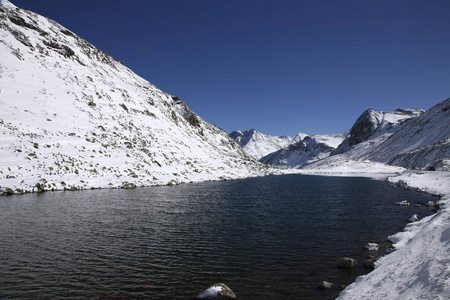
[11,0,450,135]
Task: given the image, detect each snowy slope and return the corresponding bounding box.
[230,129,307,160]
[367,99,450,169]
[0,1,269,192]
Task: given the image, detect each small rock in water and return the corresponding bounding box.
[407,214,421,222]
[317,281,334,289]
[425,200,435,207]
[337,257,357,269]
[364,243,380,251]
[363,257,379,269]
[197,283,237,299]
[394,200,411,206]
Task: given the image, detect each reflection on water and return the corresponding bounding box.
[0,175,437,299]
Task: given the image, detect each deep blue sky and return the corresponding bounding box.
[12,0,450,135]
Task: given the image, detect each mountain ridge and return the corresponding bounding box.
[233,100,449,171]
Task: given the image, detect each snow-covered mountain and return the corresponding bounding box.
[332,108,424,155]
[307,99,450,171]
[363,99,450,169]
[231,128,347,167]
[234,101,448,171]
[0,1,269,192]
[229,129,307,160]
[259,136,336,168]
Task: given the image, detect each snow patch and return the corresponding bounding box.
[197,285,223,299]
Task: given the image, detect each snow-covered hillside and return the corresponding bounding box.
[317,99,450,171]
[0,1,269,193]
[367,99,450,169]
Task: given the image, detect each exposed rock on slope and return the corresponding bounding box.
[0,1,267,192]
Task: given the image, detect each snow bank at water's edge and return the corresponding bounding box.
[338,171,450,300]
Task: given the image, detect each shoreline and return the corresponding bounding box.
[337,171,450,299]
[0,167,403,196]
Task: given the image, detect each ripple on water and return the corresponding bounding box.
[0,175,438,299]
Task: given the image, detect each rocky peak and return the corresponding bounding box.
[332,107,424,155]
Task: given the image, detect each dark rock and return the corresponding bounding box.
[187,114,201,127]
[43,40,75,58]
[1,187,15,195]
[337,257,357,269]
[363,259,376,269]
[9,27,33,47]
[196,283,237,299]
[122,182,136,189]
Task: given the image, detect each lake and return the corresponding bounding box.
[0,174,438,299]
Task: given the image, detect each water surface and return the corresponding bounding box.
[0,175,437,299]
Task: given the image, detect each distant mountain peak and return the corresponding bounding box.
[231,128,347,167]
[230,129,308,160]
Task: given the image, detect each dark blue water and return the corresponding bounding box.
[0,175,437,299]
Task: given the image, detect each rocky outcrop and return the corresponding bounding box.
[332,108,424,155]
